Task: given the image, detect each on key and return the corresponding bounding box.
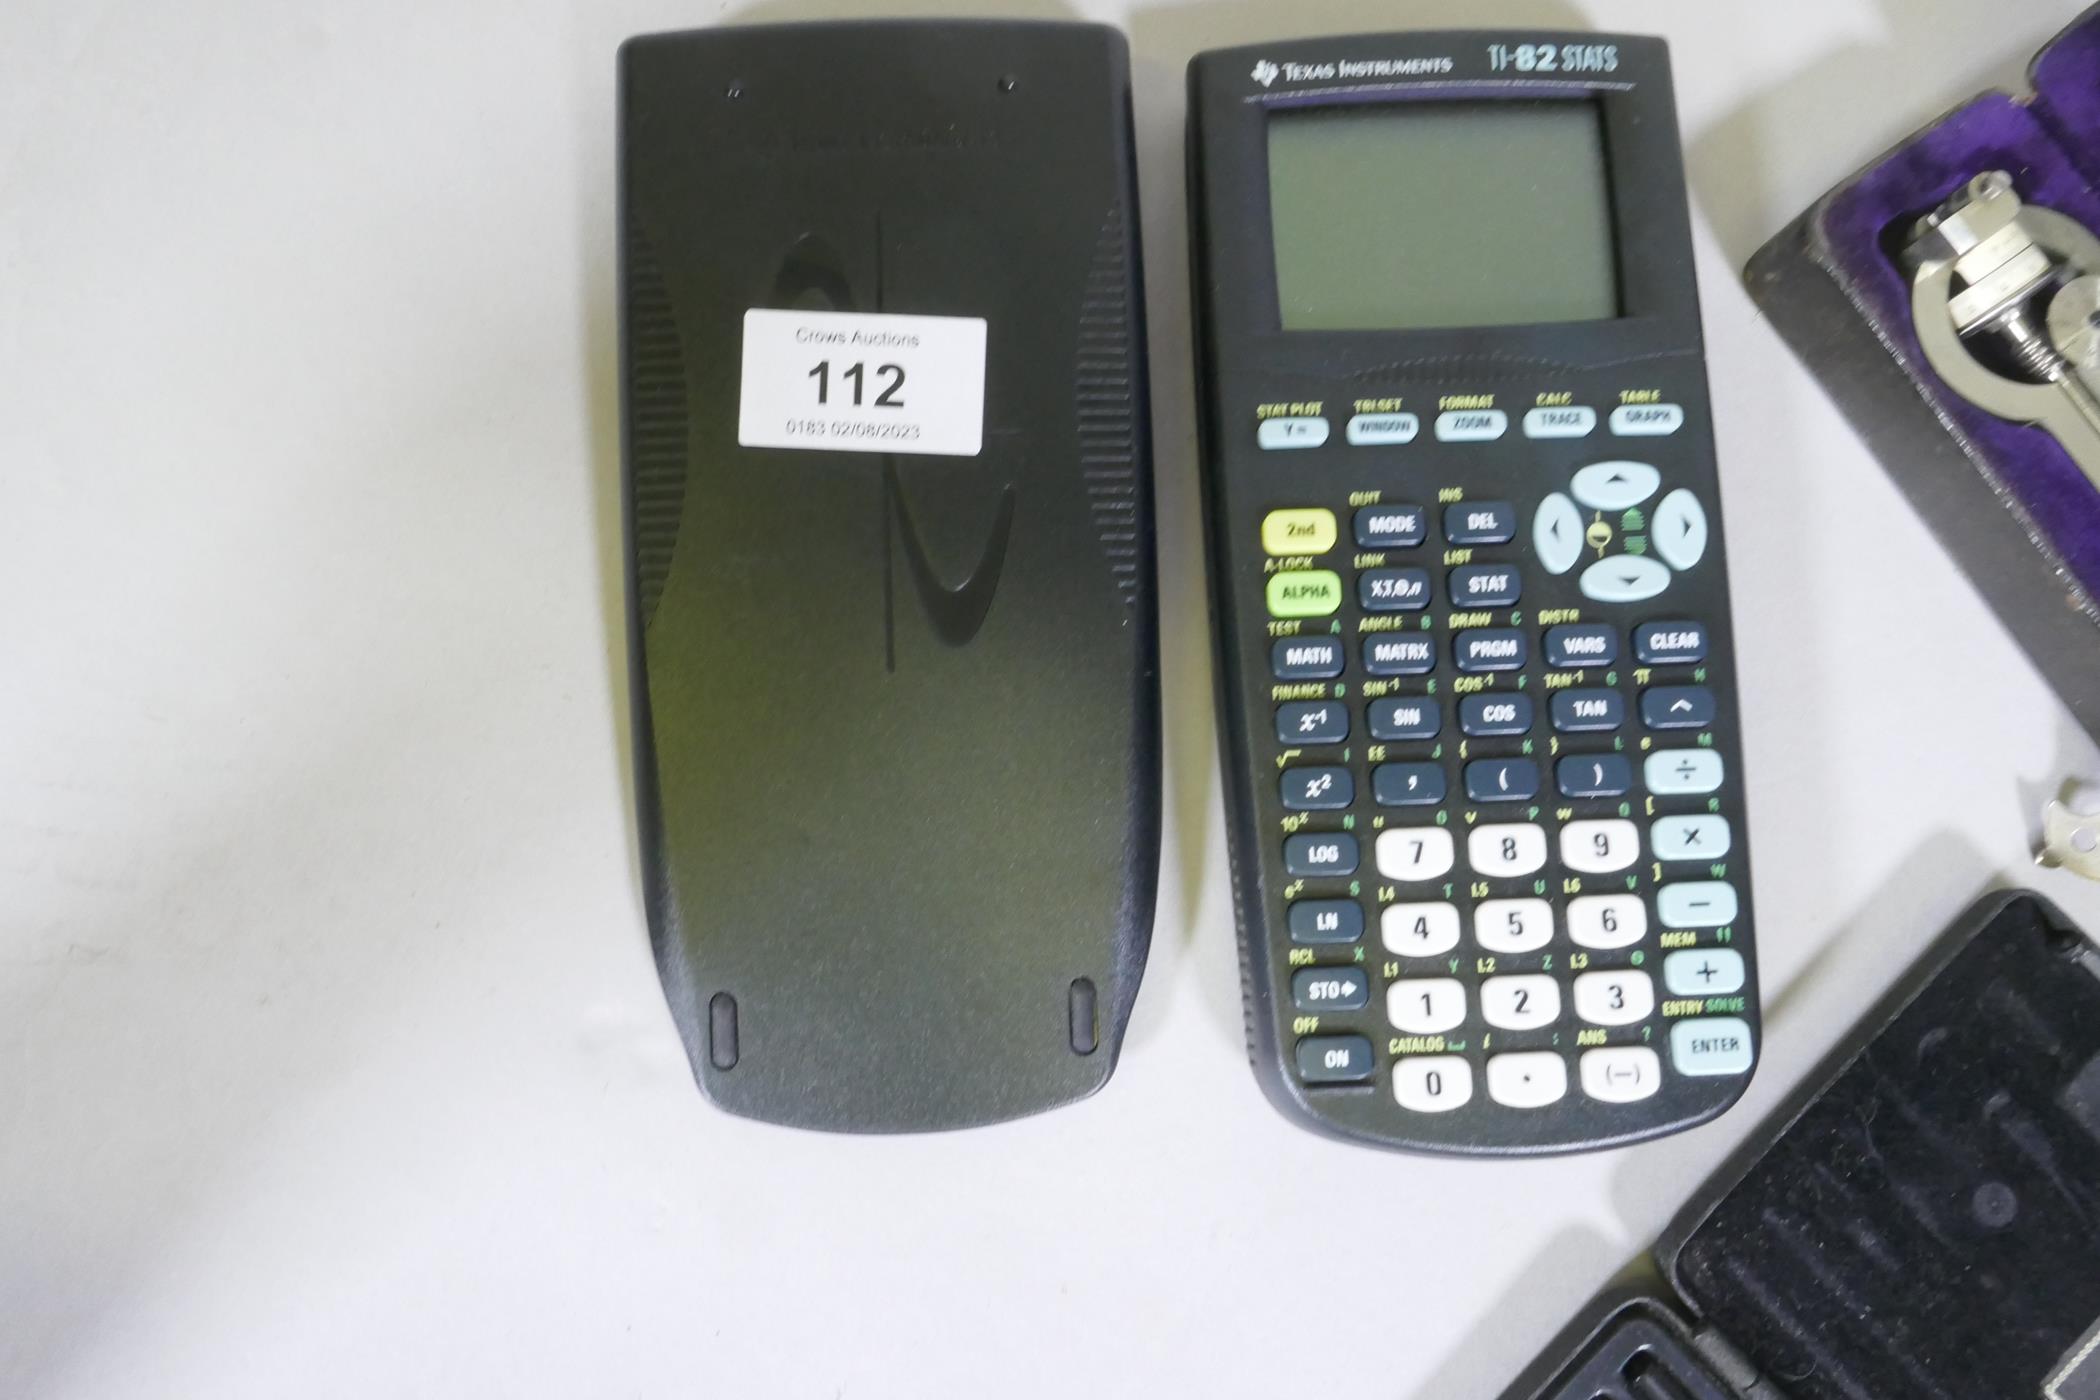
[1296,1034,1374,1083]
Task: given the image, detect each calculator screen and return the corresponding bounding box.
[1266,99,1620,332]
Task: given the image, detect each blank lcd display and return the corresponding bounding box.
[1267,100,1620,331]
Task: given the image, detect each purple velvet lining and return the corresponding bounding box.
[1813,41,2100,604]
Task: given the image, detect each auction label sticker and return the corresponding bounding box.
[738,309,987,457]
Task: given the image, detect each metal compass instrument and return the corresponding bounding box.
[1905,171,2100,489]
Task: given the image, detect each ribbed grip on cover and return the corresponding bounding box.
[1076,205,1142,607]
[625,225,687,629]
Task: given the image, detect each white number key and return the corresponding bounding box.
[1377,826,1456,881]
[1567,894,1647,950]
[1560,818,1639,873]
[1573,969,1655,1026]
[1393,1055,1474,1113]
[1580,1046,1661,1103]
[1481,974,1561,1030]
[1388,977,1467,1035]
[1486,1052,1568,1108]
[1468,822,1547,877]
[1382,901,1462,957]
[1474,898,1553,954]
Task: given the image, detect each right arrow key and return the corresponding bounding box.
[1653,488,1709,571]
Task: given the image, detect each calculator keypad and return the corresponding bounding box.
[1254,441,1754,1139]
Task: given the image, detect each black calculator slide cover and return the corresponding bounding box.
[1655,890,2100,1400]
[617,22,1159,1132]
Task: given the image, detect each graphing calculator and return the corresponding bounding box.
[1188,32,1759,1154]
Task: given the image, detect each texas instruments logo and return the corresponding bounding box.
[1251,54,1455,86]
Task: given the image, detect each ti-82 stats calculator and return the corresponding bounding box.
[1187,32,1760,1154]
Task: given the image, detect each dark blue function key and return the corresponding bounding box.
[1277,701,1348,744]
[1272,635,1345,679]
[1284,831,1359,877]
[1642,686,1716,730]
[1557,752,1634,797]
[1464,757,1540,803]
[1442,500,1517,545]
[1296,1034,1375,1083]
[1455,628,1527,673]
[1372,761,1446,806]
[1368,696,1441,741]
[1633,621,1709,665]
[1289,899,1364,944]
[1543,623,1619,670]
[1458,692,1533,736]
[1292,964,1370,1012]
[1450,564,1522,609]
[1354,504,1427,549]
[1281,766,1353,810]
[1362,633,1436,676]
[1551,688,1624,732]
[1359,568,1431,612]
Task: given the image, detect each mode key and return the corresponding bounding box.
[1354,505,1427,549]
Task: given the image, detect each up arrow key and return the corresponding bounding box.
[1641,686,1715,729]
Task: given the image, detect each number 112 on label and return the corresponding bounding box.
[808,360,905,408]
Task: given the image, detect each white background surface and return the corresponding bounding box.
[6,1,2100,1396]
